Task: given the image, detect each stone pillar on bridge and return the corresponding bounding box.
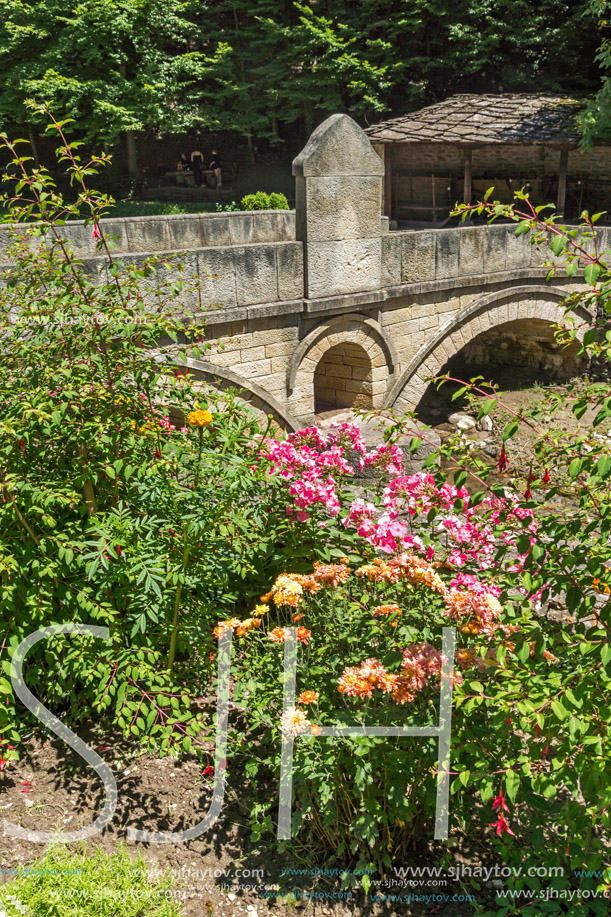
[292,114,385,301]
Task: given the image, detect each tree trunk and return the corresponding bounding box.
[126,130,138,177]
[27,129,40,168]
[245,130,255,165]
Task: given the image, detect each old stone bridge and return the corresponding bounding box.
[2,115,595,430]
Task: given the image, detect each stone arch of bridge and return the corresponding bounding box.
[287,313,397,421]
[385,285,593,414]
[178,357,301,432]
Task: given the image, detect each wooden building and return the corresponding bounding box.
[366,94,611,224]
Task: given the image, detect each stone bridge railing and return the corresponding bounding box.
[0,193,602,323]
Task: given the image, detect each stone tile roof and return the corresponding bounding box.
[365,94,583,145]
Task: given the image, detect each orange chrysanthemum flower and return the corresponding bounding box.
[296,626,312,645]
[298,690,319,705]
[269,626,290,644]
[372,603,402,617]
[312,561,350,587]
[213,617,241,639]
[280,707,310,737]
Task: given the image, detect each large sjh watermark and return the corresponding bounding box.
[7,623,456,845]
[277,627,456,841]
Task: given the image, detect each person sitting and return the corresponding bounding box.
[209,150,222,188]
[177,153,189,172]
[190,149,204,187]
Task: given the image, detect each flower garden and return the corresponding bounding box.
[0,110,610,916]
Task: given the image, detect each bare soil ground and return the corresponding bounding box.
[0,732,487,917]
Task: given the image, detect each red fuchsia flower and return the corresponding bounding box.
[543,468,550,484]
[92,224,101,240]
[489,789,515,836]
[492,789,509,812]
[490,811,515,836]
[497,445,509,472]
[202,765,214,778]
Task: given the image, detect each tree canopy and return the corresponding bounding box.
[0,0,604,167]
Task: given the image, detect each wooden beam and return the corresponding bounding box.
[557,147,569,217]
[384,145,392,218]
[463,147,472,207]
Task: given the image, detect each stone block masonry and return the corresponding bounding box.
[0,114,596,429]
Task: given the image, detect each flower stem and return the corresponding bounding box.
[168,533,191,672]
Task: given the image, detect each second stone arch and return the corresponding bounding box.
[287,313,398,423]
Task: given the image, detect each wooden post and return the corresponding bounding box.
[384,145,392,218]
[463,147,473,206]
[557,147,569,217]
[431,173,436,222]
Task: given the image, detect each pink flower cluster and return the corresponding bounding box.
[263,425,361,522]
[359,443,403,476]
[261,421,539,594]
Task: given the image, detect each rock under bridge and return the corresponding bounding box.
[0,115,596,430]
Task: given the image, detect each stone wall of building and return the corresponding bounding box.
[384,141,611,180]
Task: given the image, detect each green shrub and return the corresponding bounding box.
[240,191,289,210]
[0,845,183,916]
[267,192,290,210]
[0,105,301,759]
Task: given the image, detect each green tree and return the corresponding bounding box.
[0,0,232,174]
[579,0,611,142]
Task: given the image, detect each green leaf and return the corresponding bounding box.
[551,700,568,721]
[568,458,583,478]
[502,420,518,442]
[505,770,520,803]
[550,234,566,256]
[584,262,601,285]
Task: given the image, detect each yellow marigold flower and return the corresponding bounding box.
[254,604,270,616]
[280,706,310,737]
[298,690,319,705]
[130,420,154,436]
[187,409,213,427]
